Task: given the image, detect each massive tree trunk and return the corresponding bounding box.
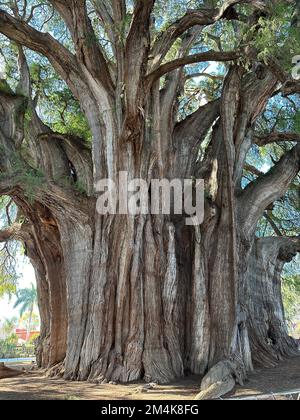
[1,68,298,385]
[0,0,299,392]
[0,199,68,368]
[245,237,300,368]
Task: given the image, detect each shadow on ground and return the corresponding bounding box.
[0,357,299,400]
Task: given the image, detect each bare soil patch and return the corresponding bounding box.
[0,357,299,400]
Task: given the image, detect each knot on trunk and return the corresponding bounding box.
[278,244,299,262]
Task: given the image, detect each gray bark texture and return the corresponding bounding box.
[0,0,299,397]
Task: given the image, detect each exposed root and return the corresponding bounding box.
[78,348,178,385]
[47,362,65,378]
[0,363,26,380]
[195,360,239,400]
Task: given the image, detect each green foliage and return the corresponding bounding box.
[0,198,19,298]
[10,155,45,202]
[282,274,300,323]
[27,332,39,345]
[54,175,87,196]
[3,333,18,346]
[0,338,35,359]
[295,323,300,337]
[14,283,37,317]
[0,330,19,359]
[0,317,18,337]
[28,61,92,142]
[41,88,91,141]
[19,311,39,331]
[246,90,300,239]
[294,111,300,134]
[0,273,17,299]
[73,180,87,195]
[21,168,45,203]
[246,1,300,68]
[0,79,14,95]
[0,0,298,308]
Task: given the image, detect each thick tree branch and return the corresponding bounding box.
[111,0,126,23]
[156,28,203,171]
[0,82,26,164]
[127,0,155,44]
[233,69,278,186]
[291,0,300,26]
[257,236,300,263]
[48,0,114,95]
[0,6,113,169]
[263,212,283,237]
[92,1,124,74]
[268,57,300,96]
[244,163,264,177]
[0,176,19,195]
[0,223,24,243]
[122,0,156,132]
[0,59,93,201]
[0,9,85,96]
[146,50,241,84]
[110,0,127,49]
[240,144,300,235]
[173,99,220,178]
[185,72,224,81]
[254,131,300,146]
[150,0,267,68]
[92,1,115,48]
[174,99,220,145]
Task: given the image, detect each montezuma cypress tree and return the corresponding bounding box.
[0,1,299,395]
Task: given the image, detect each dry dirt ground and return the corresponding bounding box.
[0,357,299,400]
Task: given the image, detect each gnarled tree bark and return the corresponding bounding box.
[0,0,298,394]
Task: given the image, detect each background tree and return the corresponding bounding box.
[0,0,299,398]
[19,311,40,332]
[14,283,37,340]
[282,274,300,325]
[0,317,18,359]
[0,197,20,298]
[1,317,18,338]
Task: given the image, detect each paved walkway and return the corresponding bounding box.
[0,358,35,364]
